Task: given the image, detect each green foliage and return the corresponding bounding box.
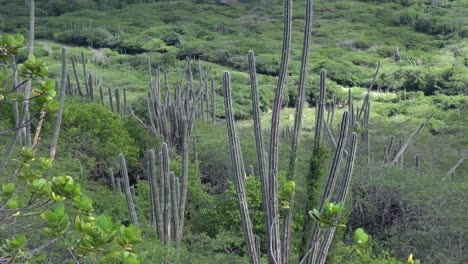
[59,100,139,176]
[306,145,331,208]
[0,40,145,263]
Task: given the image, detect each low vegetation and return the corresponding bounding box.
[0,0,466,263]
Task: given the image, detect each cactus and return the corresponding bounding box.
[211,76,216,125]
[108,167,115,190]
[50,47,67,161]
[314,70,327,152]
[160,143,172,243]
[81,51,89,98]
[115,88,121,115]
[107,87,114,112]
[66,72,72,95]
[304,111,349,264]
[116,177,122,193]
[247,51,270,259]
[88,73,94,101]
[147,148,163,238]
[392,115,432,164]
[223,71,260,264]
[316,132,358,264]
[123,88,127,114]
[300,70,328,258]
[71,56,83,97]
[170,172,181,247]
[99,85,104,106]
[119,153,139,226]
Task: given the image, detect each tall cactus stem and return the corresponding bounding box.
[119,154,139,226]
[108,167,115,190]
[50,47,67,161]
[223,71,260,264]
[71,56,83,97]
[108,87,114,112]
[247,51,270,256]
[115,88,121,115]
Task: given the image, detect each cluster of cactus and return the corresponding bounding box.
[147,143,183,246]
[223,55,360,264]
[380,114,432,170]
[219,0,363,260]
[138,58,214,149]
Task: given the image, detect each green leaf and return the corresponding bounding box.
[2,183,15,196]
[353,228,370,246]
[73,195,94,214]
[6,199,19,209]
[39,157,53,170]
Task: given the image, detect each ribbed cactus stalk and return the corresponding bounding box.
[81,51,89,98]
[178,116,189,242]
[148,148,163,238]
[316,132,358,264]
[119,153,139,226]
[123,88,127,114]
[108,167,115,190]
[358,61,380,121]
[116,177,122,193]
[267,0,292,260]
[99,85,104,106]
[170,172,181,247]
[247,51,270,261]
[314,70,327,152]
[161,142,172,244]
[329,93,335,130]
[305,111,349,264]
[108,87,114,112]
[50,47,67,161]
[115,88,121,115]
[223,71,260,264]
[392,115,432,164]
[71,56,83,97]
[66,72,72,95]
[348,88,353,125]
[211,76,216,125]
[88,73,94,101]
[301,69,327,259]
[281,0,313,257]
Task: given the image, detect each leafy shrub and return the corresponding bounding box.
[59,100,140,178]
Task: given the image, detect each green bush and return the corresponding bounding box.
[59,100,140,178]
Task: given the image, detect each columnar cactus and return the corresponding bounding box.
[119,153,139,226]
[115,88,120,115]
[49,47,67,161]
[99,85,104,106]
[223,71,260,264]
[71,56,83,97]
[108,87,114,112]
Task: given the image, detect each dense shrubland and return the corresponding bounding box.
[1,0,467,263]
